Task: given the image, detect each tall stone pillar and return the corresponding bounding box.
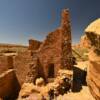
[61,9,72,70]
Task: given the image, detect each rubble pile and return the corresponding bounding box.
[17,69,73,100]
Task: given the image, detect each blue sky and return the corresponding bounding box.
[0,0,100,45]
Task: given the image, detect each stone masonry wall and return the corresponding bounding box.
[0,55,13,74]
[38,9,72,79]
[61,9,72,69]
[3,9,73,86]
[28,39,42,50]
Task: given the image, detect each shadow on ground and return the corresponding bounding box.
[72,66,87,92]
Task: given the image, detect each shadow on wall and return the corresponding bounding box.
[72,66,87,92]
[0,70,21,100]
[33,59,47,84]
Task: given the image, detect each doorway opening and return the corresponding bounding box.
[48,63,55,78]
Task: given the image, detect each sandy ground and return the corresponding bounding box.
[55,61,95,100]
[56,86,95,100]
[75,61,89,70]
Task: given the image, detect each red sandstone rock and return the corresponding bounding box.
[87,51,100,100]
[79,34,91,48]
[0,55,13,74]
[85,19,100,100]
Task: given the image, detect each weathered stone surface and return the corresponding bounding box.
[17,69,73,100]
[13,51,36,85]
[80,34,91,48]
[0,55,20,99]
[87,51,100,100]
[85,18,100,55]
[26,58,46,84]
[0,55,13,74]
[18,83,39,97]
[85,18,100,35]
[28,39,42,50]
[85,19,100,100]
[0,69,20,99]
[17,83,44,100]
[35,77,45,86]
[14,50,46,85]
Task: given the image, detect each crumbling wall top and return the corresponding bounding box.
[28,39,42,51]
[61,9,70,28]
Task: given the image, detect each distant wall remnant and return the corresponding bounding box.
[0,55,13,74]
[28,39,42,50]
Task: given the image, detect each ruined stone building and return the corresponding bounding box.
[0,9,73,99]
[14,9,73,84]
